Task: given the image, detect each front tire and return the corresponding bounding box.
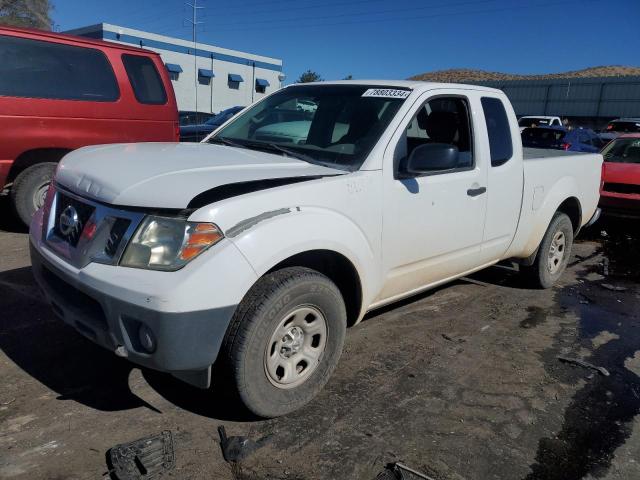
[220,267,347,418]
[10,163,57,226]
[522,212,574,289]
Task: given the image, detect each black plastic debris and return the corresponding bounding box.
[217,425,272,463]
[107,430,175,480]
[376,462,436,480]
[558,355,610,377]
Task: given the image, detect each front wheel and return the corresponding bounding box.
[10,162,57,226]
[522,212,574,289]
[219,267,347,417]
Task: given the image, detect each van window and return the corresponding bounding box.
[122,54,167,105]
[0,34,119,101]
[482,97,513,167]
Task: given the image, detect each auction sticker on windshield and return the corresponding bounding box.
[362,89,411,99]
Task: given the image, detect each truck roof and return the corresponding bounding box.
[0,25,161,56]
[289,79,503,94]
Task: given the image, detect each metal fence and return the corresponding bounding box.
[472,76,640,119]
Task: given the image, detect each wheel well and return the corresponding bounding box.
[268,250,363,327]
[556,197,582,233]
[8,148,71,183]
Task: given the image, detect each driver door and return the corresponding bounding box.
[377,91,489,302]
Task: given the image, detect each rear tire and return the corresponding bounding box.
[10,163,57,226]
[220,267,347,418]
[522,212,574,289]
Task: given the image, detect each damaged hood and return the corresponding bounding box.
[55,142,346,209]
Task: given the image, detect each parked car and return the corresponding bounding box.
[30,81,601,418]
[0,26,179,225]
[518,115,563,132]
[179,110,214,126]
[599,134,640,217]
[179,106,244,142]
[521,126,604,152]
[600,118,640,143]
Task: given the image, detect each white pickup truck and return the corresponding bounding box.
[30,81,602,417]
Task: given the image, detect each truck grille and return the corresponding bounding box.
[105,218,132,258]
[603,183,640,195]
[53,193,95,247]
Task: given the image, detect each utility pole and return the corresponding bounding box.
[186,0,204,113]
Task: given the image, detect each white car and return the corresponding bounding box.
[518,115,563,132]
[30,81,602,417]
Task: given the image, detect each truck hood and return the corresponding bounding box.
[55,142,346,209]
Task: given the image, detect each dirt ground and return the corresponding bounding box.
[1,200,640,480]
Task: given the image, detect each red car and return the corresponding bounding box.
[0,26,179,225]
[599,133,640,218]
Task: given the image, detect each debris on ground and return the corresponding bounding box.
[217,425,272,463]
[441,333,465,344]
[558,355,610,377]
[376,462,437,480]
[601,283,628,292]
[107,430,175,480]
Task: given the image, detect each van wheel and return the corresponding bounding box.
[220,267,347,418]
[10,163,57,226]
[522,212,574,289]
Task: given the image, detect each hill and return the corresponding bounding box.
[408,66,640,83]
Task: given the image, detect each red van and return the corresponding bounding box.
[0,26,179,225]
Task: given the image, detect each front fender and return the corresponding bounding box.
[225,206,380,312]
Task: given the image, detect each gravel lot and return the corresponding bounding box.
[1,200,639,480]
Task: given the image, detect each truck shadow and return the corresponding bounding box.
[0,266,254,421]
[0,196,28,234]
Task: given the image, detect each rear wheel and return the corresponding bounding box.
[10,163,57,226]
[220,267,347,418]
[522,212,574,288]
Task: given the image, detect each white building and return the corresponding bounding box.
[66,23,284,114]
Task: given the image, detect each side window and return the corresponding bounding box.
[0,34,119,101]
[481,97,513,167]
[122,54,167,105]
[403,96,474,171]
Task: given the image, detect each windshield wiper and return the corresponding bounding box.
[208,136,246,149]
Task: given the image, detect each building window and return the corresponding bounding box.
[198,68,214,85]
[255,78,269,94]
[228,73,243,90]
[165,63,183,81]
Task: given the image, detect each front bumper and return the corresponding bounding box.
[29,205,257,388]
[599,193,640,219]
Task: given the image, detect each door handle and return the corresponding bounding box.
[467,186,487,197]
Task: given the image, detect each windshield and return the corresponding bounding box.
[602,138,640,164]
[606,121,640,133]
[521,127,566,146]
[208,84,409,171]
[519,117,552,128]
[205,107,241,125]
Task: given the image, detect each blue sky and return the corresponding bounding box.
[54,0,639,82]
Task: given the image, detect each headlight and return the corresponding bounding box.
[120,216,223,271]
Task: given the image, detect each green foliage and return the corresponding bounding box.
[0,0,53,30]
[296,70,323,83]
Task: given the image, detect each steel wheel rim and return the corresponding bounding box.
[33,183,49,211]
[547,231,566,274]
[264,305,328,389]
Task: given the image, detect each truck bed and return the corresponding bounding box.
[523,147,589,160]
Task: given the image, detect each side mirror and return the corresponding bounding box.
[405,143,460,175]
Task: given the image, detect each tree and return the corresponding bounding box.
[0,0,53,30]
[296,70,323,83]
[343,74,353,80]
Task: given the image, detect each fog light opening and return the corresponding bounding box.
[138,324,157,353]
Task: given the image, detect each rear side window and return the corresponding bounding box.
[0,34,119,101]
[122,54,167,105]
[482,97,513,167]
